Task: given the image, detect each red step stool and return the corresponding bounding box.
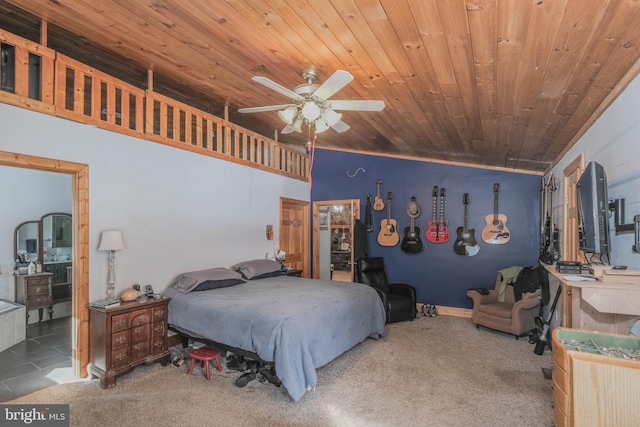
[188,347,222,380]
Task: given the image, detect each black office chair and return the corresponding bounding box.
[357,257,417,323]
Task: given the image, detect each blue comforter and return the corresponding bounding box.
[163,275,386,401]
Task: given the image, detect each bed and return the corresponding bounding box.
[162,260,386,402]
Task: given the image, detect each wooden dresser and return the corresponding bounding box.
[15,272,53,322]
[552,327,640,427]
[88,297,171,388]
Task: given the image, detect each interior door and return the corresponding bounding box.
[279,197,309,277]
[563,153,584,262]
[312,199,360,281]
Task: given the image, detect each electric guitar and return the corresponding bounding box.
[365,195,374,232]
[482,183,510,244]
[377,192,400,246]
[426,186,450,243]
[401,196,424,253]
[373,179,384,211]
[454,193,479,256]
[426,186,441,243]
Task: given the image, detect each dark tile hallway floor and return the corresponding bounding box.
[0,316,72,402]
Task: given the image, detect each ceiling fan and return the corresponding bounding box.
[238,66,385,134]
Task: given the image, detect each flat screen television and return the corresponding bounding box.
[576,161,610,255]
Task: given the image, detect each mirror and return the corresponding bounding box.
[14,220,39,264]
[40,212,73,262]
[312,199,360,281]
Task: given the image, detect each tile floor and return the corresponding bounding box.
[0,316,72,402]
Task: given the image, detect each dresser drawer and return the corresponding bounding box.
[129,309,152,327]
[130,324,150,343]
[25,276,51,288]
[27,282,50,296]
[26,294,52,309]
[130,341,150,361]
[111,330,129,350]
[151,337,166,355]
[112,313,129,332]
[111,348,129,368]
[152,305,167,321]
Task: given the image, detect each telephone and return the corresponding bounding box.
[144,285,155,298]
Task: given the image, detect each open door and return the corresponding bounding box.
[312,199,361,281]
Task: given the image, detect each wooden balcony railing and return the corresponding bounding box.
[0,30,308,181]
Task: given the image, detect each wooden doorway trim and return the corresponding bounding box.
[0,150,89,378]
[562,152,585,263]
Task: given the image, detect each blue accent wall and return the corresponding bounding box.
[311,148,542,309]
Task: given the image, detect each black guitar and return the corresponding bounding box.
[401,196,424,253]
[365,195,374,232]
[453,193,479,256]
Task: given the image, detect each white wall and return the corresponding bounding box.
[548,73,640,270]
[0,103,309,301]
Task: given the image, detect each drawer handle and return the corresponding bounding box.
[133,343,144,350]
[116,319,127,327]
[154,340,164,348]
[116,336,126,344]
[134,326,145,334]
[154,325,164,333]
[35,287,42,293]
[115,352,126,361]
[155,310,164,317]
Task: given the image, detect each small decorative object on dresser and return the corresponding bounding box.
[88,297,171,388]
[119,287,138,302]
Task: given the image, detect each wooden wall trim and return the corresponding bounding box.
[0,151,90,378]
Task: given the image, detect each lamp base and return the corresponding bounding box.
[107,283,116,299]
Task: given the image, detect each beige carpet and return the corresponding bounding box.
[8,315,554,426]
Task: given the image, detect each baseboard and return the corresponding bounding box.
[416,303,471,318]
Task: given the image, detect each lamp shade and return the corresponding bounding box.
[324,109,342,127]
[278,106,297,124]
[314,119,329,133]
[98,230,125,251]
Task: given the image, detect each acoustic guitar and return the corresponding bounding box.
[401,196,424,253]
[453,193,479,256]
[377,192,400,246]
[481,183,510,244]
[373,179,384,211]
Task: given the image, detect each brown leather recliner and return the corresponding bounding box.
[466,273,541,338]
[357,257,417,324]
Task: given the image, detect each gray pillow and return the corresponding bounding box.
[171,267,245,293]
[232,259,282,280]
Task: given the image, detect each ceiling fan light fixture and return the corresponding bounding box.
[301,101,321,121]
[278,106,298,124]
[291,116,303,133]
[314,119,329,133]
[324,109,342,127]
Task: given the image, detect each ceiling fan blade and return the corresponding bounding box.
[252,76,304,101]
[312,70,354,101]
[329,100,385,111]
[331,120,350,133]
[238,104,295,114]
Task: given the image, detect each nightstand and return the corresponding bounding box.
[88,297,171,388]
[284,269,303,277]
[15,273,53,323]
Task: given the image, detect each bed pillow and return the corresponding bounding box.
[232,259,282,280]
[171,267,245,293]
[249,270,285,280]
[191,278,246,291]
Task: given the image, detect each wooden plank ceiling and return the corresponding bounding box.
[2,0,640,173]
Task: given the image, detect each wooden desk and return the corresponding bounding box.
[544,264,640,334]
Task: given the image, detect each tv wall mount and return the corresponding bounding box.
[609,198,640,253]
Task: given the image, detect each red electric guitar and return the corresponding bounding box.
[426,186,450,243]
